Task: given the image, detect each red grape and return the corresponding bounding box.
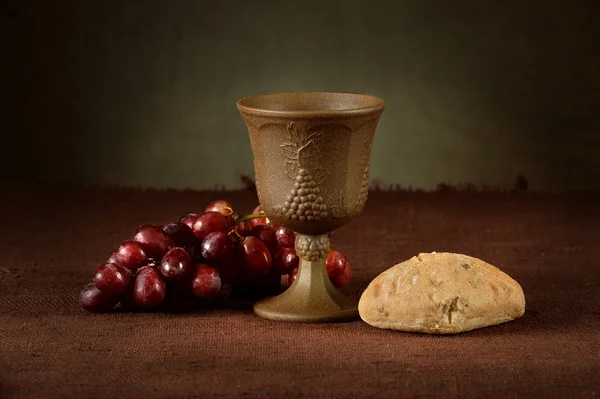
[326,249,347,280]
[162,222,198,249]
[93,263,132,295]
[205,200,234,223]
[111,240,148,271]
[133,225,174,260]
[239,220,251,236]
[248,205,272,229]
[189,264,222,299]
[159,247,191,281]
[288,267,299,286]
[275,226,296,249]
[179,213,198,229]
[271,245,299,275]
[79,283,119,312]
[132,267,166,309]
[331,261,353,289]
[192,211,227,240]
[238,236,272,276]
[201,231,233,262]
[251,225,277,250]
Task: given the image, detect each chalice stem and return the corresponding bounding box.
[253,234,359,322]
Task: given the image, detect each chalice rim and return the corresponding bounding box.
[237,91,385,119]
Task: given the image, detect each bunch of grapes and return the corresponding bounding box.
[79,200,353,313]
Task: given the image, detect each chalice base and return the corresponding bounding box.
[253,258,359,323]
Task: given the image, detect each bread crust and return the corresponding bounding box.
[358,252,526,334]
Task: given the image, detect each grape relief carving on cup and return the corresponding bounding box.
[267,120,376,222]
[272,122,330,222]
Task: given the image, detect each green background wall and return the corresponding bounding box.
[2,0,599,190]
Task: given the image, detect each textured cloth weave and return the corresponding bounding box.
[1,185,598,398]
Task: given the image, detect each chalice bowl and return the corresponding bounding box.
[237,92,385,322]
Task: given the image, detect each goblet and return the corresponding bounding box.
[237,92,385,322]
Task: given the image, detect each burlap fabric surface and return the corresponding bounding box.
[1,184,598,398]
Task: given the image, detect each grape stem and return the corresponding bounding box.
[227,211,267,228]
[227,228,244,240]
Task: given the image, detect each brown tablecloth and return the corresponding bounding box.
[1,184,598,398]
